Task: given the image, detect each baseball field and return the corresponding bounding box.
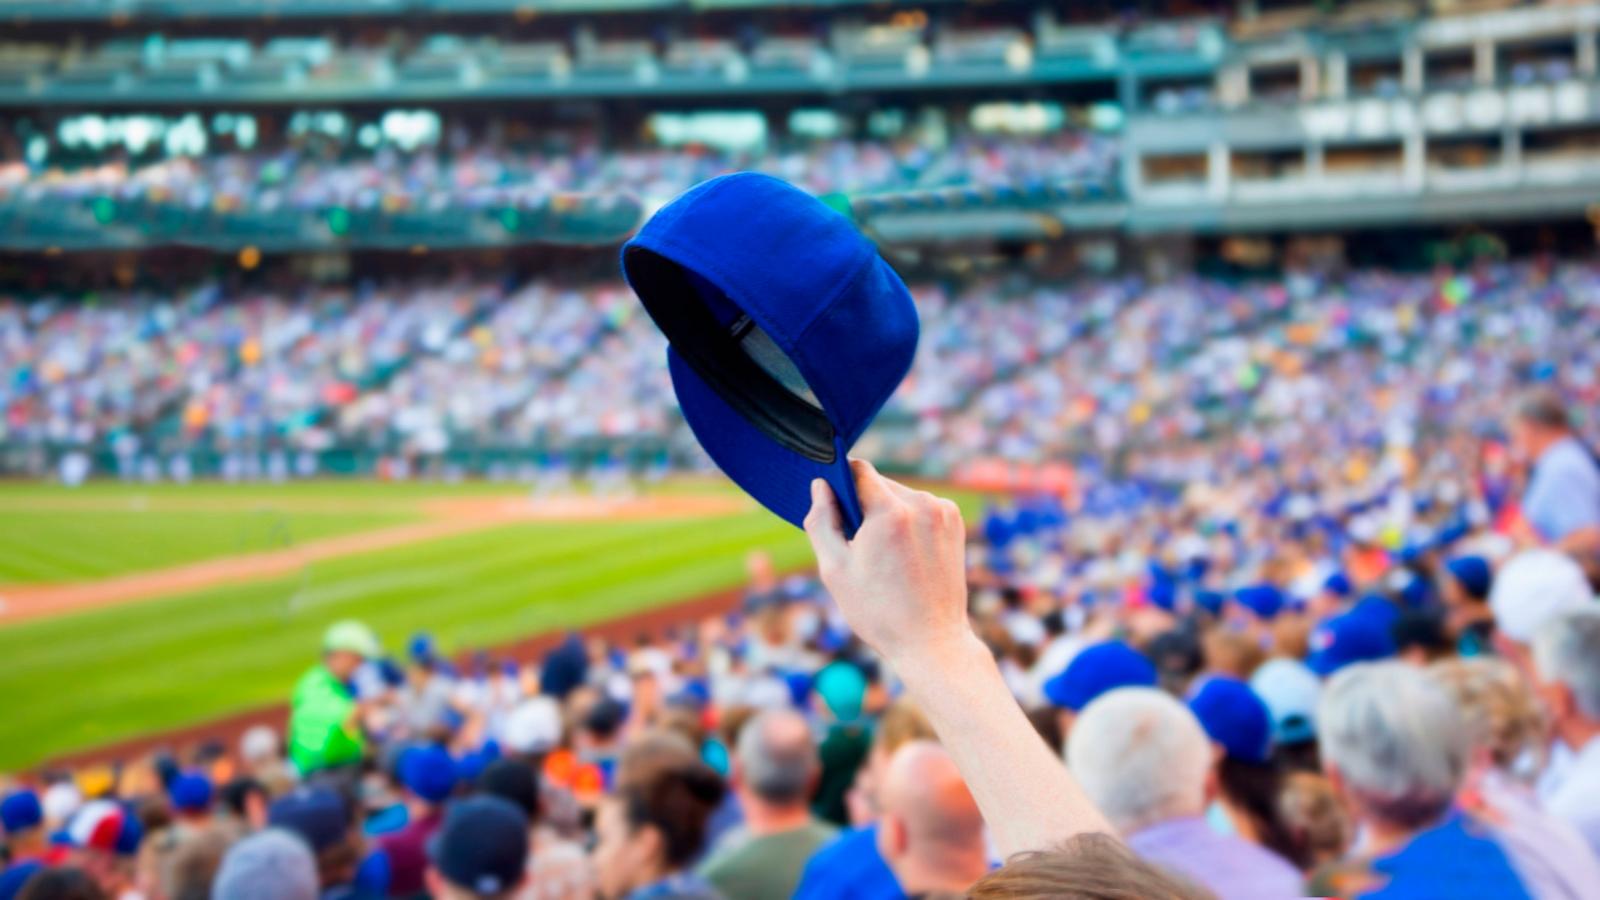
[0,477,946,772]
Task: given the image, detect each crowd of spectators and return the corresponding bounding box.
[3,255,1600,897]
[0,131,1118,213]
[8,259,1600,489]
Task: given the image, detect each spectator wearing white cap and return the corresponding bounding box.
[1530,610,1600,859]
[1489,550,1593,671]
[1067,687,1302,900]
[1311,662,1533,897]
[1432,657,1600,900]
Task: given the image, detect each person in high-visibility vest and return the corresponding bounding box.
[289,620,381,775]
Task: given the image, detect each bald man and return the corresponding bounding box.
[877,741,990,896]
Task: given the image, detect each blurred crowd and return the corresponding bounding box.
[3,256,1600,897]
[8,259,1600,488]
[0,132,1118,213]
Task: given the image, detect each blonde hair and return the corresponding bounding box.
[1428,657,1546,774]
[970,833,1213,900]
[1275,772,1351,871]
[875,698,937,756]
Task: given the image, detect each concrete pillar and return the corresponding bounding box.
[1306,143,1325,181]
[1503,127,1522,171]
[1404,132,1426,191]
[1475,38,1495,86]
[1301,54,1321,100]
[1327,52,1348,99]
[1578,29,1597,76]
[1404,45,1425,93]
[1208,142,1231,199]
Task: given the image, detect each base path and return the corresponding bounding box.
[41,577,764,772]
[0,493,747,626]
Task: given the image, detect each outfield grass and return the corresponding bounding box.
[0,479,982,769]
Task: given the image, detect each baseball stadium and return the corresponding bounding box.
[3,1,1600,899]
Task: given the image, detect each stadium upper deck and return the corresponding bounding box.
[1,0,1598,248]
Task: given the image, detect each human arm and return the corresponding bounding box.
[803,461,1115,858]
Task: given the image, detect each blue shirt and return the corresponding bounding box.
[1524,436,1600,542]
[1363,814,1532,900]
[792,825,902,900]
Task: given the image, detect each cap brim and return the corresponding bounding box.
[670,348,862,535]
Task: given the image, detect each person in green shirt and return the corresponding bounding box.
[699,709,837,899]
[288,620,381,775]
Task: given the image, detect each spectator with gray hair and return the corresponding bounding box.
[1511,387,1600,563]
[1066,687,1301,900]
[1432,657,1600,899]
[698,709,836,899]
[1531,610,1600,859]
[211,829,318,900]
[1310,662,1534,897]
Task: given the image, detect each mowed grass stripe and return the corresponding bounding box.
[0,509,413,585]
[0,509,810,768]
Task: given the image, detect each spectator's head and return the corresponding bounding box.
[1250,657,1320,748]
[15,867,105,900]
[578,697,628,752]
[1531,609,1600,749]
[166,771,213,819]
[267,786,360,892]
[591,757,724,898]
[398,745,458,807]
[212,829,318,900]
[1186,676,1271,765]
[1274,772,1351,872]
[1043,641,1158,738]
[967,833,1211,899]
[1490,550,1592,661]
[321,620,380,680]
[1066,688,1212,835]
[1318,662,1468,834]
[1306,608,1396,677]
[814,661,868,723]
[876,741,988,896]
[425,796,528,900]
[1,790,43,849]
[1391,609,1453,667]
[1429,657,1545,782]
[218,777,270,831]
[1441,555,1492,607]
[733,709,818,823]
[159,826,230,900]
[239,725,282,770]
[500,697,562,760]
[60,801,143,898]
[1199,629,1267,680]
[476,759,539,824]
[1510,386,1572,460]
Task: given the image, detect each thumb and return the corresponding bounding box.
[804,478,848,563]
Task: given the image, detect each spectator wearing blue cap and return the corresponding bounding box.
[167,772,213,826]
[425,796,528,900]
[1310,662,1533,898]
[1042,640,1158,741]
[1187,677,1301,869]
[1441,555,1496,654]
[0,791,45,863]
[378,745,458,896]
[1306,609,1397,677]
[1068,688,1303,900]
[396,633,457,741]
[268,786,377,899]
[1227,584,1287,646]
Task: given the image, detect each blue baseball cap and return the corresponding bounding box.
[1307,610,1398,677]
[1444,555,1492,602]
[622,173,919,535]
[167,772,213,814]
[1043,641,1159,712]
[429,796,529,897]
[399,746,458,804]
[1187,675,1273,764]
[268,786,349,853]
[1232,584,1286,621]
[0,790,42,833]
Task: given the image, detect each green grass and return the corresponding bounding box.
[0,508,412,584]
[0,480,981,769]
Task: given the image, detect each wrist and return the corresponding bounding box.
[889,630,993,692]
